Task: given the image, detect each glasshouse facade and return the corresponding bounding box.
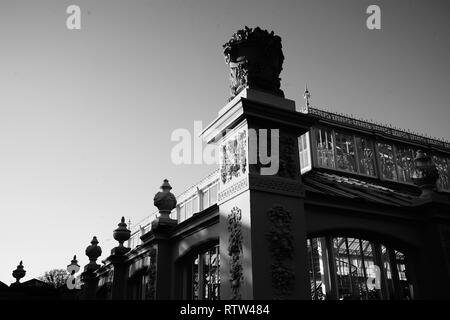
[73,27,450,300]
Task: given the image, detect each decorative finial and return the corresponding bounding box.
[301,84,311,114]
[112,216,131,252]
[85,236,102,271]
[411,150,439,197]
[12,260,26,284]
[67,255,80,273]
[154,179,177,219]
[161,179,172,191]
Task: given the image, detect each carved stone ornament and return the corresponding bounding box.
[277,135,298,179]
[248,132,299,179]
[223,26,285,99]
[266,205,295,299]
[218,178,249,203]
[220,130,247,185]
[249,175,303,198]
[227,206,243,300]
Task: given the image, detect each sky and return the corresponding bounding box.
[0,0,449,284]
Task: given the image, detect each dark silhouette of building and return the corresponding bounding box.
[0,261,81,300]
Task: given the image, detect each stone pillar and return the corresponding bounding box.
[107,217,131,300]
[203,89,314,299]
[411,153,450,299]
[81,236,102,300]
[140,179,178,299]
[418,216,450,299]
[141,234,173,299]
[202,27,315,300]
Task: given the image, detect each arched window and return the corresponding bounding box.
[192,245,220,300]
[307,236,413,300]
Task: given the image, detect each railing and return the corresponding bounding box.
[309,107,450,152]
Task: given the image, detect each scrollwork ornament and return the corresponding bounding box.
[147,247,157,300]
[266,205,295,298]
[227,206,243,300]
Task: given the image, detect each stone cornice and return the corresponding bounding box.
[201,88,314,144]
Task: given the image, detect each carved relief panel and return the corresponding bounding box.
[218,125,249,203]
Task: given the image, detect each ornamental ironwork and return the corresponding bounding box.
[308,107,450,153]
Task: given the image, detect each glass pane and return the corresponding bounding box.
[395,146,416,183]
[433,156,449,190]
[202,189,210,210]
[192,256,199,300]
[335,131,357,172]
[361,240,379,300]
[299,133,311,171]
[210,184,218,205]
[316,128,335,168]
[194,245,220,301]
[395,250,413,299]
[203,250,210,300]
[216,246,220,299]
[307,238,329,300]
[334,237,356,299]
[381,245,395,299]
[377,143,397,180]
[179,205,186,222]
[356,137,376,176]
[209,246,220,300]
[192,196,198,214]
[185,200,192,220]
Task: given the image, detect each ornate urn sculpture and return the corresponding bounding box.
[151,179,177,231]
[223,26,285,100]
[112,216,131,255]
[12,261,26,285]
[411,150,439,197]
[153,179,177,219]
[85,236,102,271]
